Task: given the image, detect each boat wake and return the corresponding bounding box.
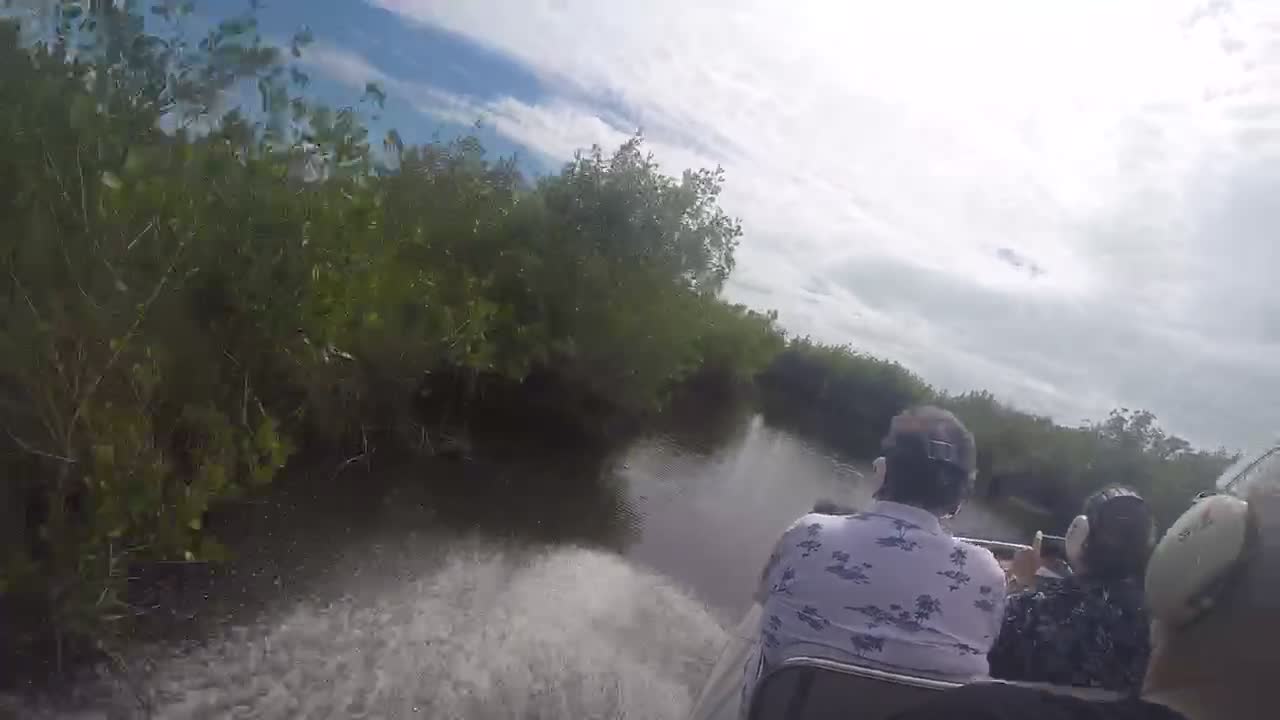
[7,542,728,719]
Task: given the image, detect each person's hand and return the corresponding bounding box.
[1009,531,1044,589]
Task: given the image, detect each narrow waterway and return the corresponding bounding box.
[7,411,1027,719]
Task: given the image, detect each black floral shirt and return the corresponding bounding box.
[988,574,1150,693]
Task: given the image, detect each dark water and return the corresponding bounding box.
[5,411,1026,719]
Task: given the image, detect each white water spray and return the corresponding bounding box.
[7,541,728,719]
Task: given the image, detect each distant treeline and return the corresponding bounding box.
[758,339,1236,530]
[0,2,1233,672]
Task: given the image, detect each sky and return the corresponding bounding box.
[244,0,1280,450]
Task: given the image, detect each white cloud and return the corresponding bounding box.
[323,0,1280,448]
[303,43,717,172]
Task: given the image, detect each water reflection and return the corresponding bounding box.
[386,449,642,551]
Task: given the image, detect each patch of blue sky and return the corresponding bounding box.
[257,1,544,104]
[299,67,541,174]
[248,0,555,173]
[6,1,603,175]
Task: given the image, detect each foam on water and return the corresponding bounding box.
[7,541,729,719]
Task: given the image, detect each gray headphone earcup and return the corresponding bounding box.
[1065,515,1089,568]
[1146,494,1250,627]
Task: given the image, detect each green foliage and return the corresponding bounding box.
[939,392,1234,529]
[692,304,785,386]
[0,7,304,654]
[758,344,1232,531]
[0,3,777,657]
[759,337,935,455]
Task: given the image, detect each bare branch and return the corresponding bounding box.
[126,219,156,251]
[70,235,188,432]
[42,144,72,208]
[4,426,76,464]
[8,267,43,326]
[76,144,90,231]
[52,201,98,308]
[329,453,368,482]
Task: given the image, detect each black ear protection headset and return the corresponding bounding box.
[1063,486,1152,571]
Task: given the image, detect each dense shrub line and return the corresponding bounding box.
[0,6,781,662]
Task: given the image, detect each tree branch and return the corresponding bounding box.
[70,236,187,432]
[4,426,77,464]
[76,144,90,231]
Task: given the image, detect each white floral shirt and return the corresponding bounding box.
[744,501,1007,698]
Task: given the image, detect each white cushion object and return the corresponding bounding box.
[1145,494,1249,627]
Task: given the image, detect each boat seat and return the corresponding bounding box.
[746,657,960,720]
[745,657,1121,720]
